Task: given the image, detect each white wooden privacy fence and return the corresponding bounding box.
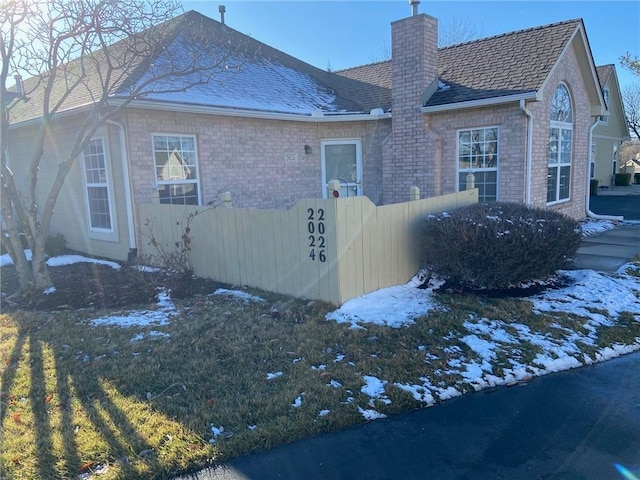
[138,190,478,305]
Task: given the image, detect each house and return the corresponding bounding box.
[5,4,607,263]
[592,64,631,188]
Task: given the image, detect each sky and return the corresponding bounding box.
[3,219,639,423]
[182,0,640,92]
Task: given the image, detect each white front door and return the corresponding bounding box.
[321,139,363,198]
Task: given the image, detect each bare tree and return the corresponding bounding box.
[438,16,483,47]
[620,52,640,77]
[1,0,239,294]
[367,16,483,64]
[622,82,640,139]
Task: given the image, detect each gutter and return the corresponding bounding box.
[586,117,623,221]
[519,99,533,206]
[116,99,392,123]
[421,92,538,114]
[106,119,138,255]
[11,100,392,128]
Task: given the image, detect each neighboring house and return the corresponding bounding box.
[5,5,607,263]
[592,64,631,188]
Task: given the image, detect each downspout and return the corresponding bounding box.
[519,99,533,206]
[585,118,623,221]
[106,119,138,257]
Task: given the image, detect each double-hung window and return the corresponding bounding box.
[83,138,113,231]
[547,84,572,204]
[152,134,199,205]
[458,127,499,202]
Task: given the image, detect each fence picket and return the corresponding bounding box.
[138,190,477,305]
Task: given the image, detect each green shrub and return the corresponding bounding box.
[419,202,582,290]
[45,233,67,257]
[614,173,631,186]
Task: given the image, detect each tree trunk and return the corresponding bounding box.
[31,234,52,290]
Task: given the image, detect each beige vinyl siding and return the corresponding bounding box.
[7,117,132,261]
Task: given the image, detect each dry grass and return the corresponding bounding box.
[2,263,639,479]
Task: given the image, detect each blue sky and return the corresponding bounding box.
[183,0,640,91]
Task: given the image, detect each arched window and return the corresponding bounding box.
[547,84,573,203]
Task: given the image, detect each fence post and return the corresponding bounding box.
[409,186,420,201]
[327,179,341,198]
[221,191,232,208]
[466,173,476,190]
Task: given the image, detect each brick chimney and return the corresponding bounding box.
[383,13,439,204]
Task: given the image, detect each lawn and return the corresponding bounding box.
[1,235,640,479]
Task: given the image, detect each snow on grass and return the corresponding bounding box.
[326,273,444,328]
[579,219,618,236]
[266,372,283,380]
[90,289,176,328]
[211,288,265,303]
[0,250,120,269]
[323,261,640,416]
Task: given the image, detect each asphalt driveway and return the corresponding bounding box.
[589,194,640,220]
[178,352,640,480]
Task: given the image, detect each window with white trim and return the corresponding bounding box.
[458,127,499,202]
[152,134,199,205]
[547,84,572,203]
[590,141,596,179]
[83,138,113,231]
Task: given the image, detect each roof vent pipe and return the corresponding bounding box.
[14,74,23,96]
[219,5,226,25]
[409,0,420,16]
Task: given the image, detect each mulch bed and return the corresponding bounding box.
[0,263,222,311]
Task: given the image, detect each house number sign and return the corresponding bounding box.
[307,208,326,263]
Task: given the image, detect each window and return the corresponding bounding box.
[590,141,596,179]
[547,84,572,203]
[83,138,113,231]
[152,134,199,205]
[457,127,498,202]
[321,139,363,198]
[599,87,609,124]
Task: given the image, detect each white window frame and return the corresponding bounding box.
[82,136,115,233]
[590,141,596,179]
[456,126,499,202]
[152,133,201,205]
[547,83,573,205]
[320,138,363,199]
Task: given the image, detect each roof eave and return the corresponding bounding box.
[420,92,539,113]
[120,98,392,122]
[539,23,606,117]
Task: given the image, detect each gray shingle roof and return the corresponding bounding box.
[333,18,584,110]
[8,12,585,123]
[9,11,364,124]
[596,64,614,89]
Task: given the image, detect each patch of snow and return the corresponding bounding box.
[43,287,56,295]
[266,371,283,380]
[90,289,176,328]
[357,406,387,421]
[1,250,120,269]
[326,272,444,328]
[212,288,265,303]
[361,375,391,406]
[291,395,303,408]
[318,409,330,417]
